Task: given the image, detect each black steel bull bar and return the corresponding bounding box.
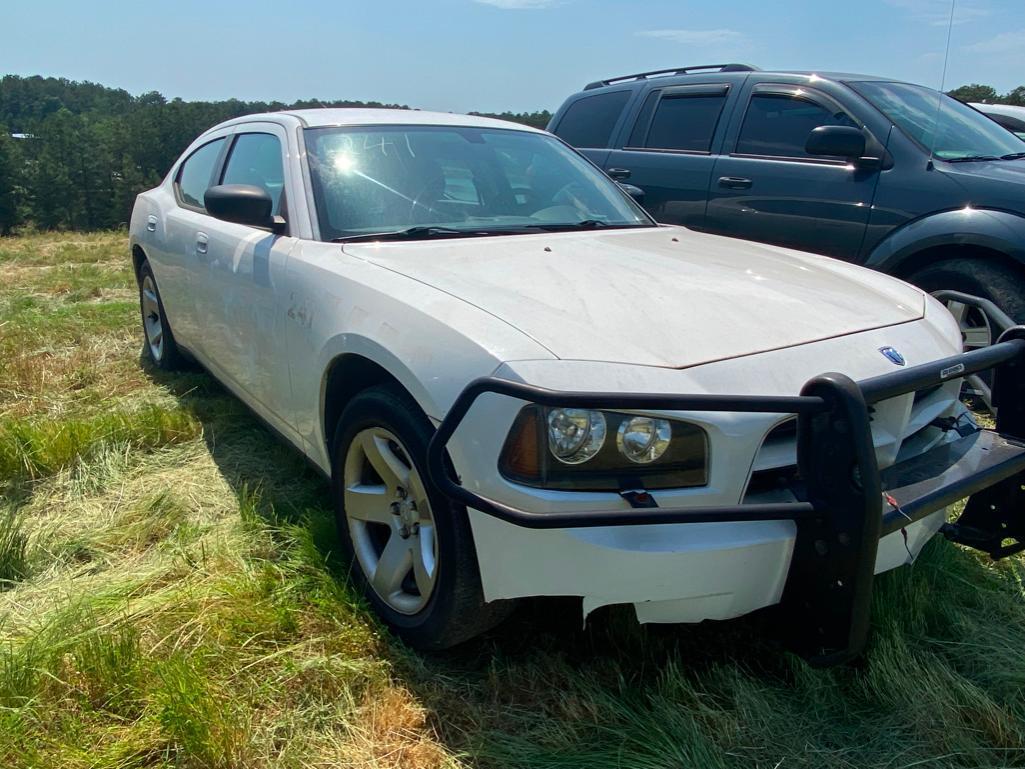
[425,304,1025,666]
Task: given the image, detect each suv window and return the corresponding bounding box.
[176,138,226,210]
[221,133,285,213]
[553,91,630,148]
[643,92,728,152]
[736,93,857,159]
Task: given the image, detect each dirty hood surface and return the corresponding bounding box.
[344,226,925,368]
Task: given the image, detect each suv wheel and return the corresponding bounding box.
[138,260,186,370]
[910,259,1025,349]
[331,384,515,649]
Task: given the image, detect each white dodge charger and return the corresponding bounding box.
[130,108,1025,665]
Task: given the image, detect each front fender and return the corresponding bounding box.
[866,208,1025,275]
[316,333,448,427]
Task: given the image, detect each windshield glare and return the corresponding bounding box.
[304,125,651,240]
[853,81,1025,161]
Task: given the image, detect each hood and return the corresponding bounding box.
[941,160,1025,213]
[343,227,924,369]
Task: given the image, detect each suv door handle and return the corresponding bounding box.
[195,232,209,256]
[607,167,632,180]
[718,176,753,190]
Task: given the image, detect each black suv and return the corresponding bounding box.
[550,64,1025,343]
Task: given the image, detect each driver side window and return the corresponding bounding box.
[736,93,857,159]
[220,133,286,214]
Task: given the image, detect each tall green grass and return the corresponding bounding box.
[0,405,200,485]
[4,231,1025,768]
[0,508,28,588]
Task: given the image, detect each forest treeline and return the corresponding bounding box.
[1,74,1022,235]
[0,74,552,234]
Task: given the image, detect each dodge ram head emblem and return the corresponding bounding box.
[879,346,906,366]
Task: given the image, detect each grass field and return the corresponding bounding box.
[2,231,1025,768]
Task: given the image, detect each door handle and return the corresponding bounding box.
[607,167,632,180]
[146,215,157,232]
[195,233,209,256]
[718,176,753,190]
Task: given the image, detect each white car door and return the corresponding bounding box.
[161,131,232,351]
[193,123,301,440]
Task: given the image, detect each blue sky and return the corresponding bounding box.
[4,0,1023,113]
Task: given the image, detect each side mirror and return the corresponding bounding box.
[205,184,286,233]
[805,126,867,160]
[618,182,645,205]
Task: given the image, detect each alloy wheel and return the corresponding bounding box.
[945,298,993,351]
[141,274,164,362]
[343,427,438,615]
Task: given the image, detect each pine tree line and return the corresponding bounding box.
[0,74,552,234]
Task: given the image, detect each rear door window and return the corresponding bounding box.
[553,91,630,149]
[176,138,226,210]
[735,92,857,159]
[641,90,729,152]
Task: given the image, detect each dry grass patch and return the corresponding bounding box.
[4,231,1025,769]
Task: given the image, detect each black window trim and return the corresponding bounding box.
[173,136,231,215]
[730,84,864,166]
[218,130,290,228]
[623,83,731,154]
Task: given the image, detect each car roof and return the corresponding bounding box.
[970,102,1025,117]
[780,71,899,84]
[575,66,909,96]
[211,108,545,133]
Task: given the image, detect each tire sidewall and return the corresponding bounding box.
[911,260,1025,323]
[137,261,178,370]
[330,386,482,647]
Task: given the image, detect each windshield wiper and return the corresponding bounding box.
[945,155,1002,163]
[522,220,648,232]
[1001,152,1025,160]
[332,226,492,243]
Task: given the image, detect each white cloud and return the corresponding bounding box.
[636,28,746,46]
[883,0,990,26]
[472,0,559,8]
[964,30,1025,54]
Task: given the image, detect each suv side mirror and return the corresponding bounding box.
[618,182,646,205]
[205,184,286,233]
[805,126,867,160]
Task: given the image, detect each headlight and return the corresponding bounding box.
[617,416,671,464]
[500,405,708,491]
[547,408,606,464]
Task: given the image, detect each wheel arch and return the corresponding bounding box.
[889,243,1025,283]
[865,208,1025,280]
[319,340,445,467]
[131,243,148,283]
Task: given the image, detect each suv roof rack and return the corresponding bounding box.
[584,63,759,91]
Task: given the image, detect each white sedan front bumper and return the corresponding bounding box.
[467,508,944,624]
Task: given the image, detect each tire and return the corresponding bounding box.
[137,260,186,371]
[910,258,1025,350]
[331,384,515,649]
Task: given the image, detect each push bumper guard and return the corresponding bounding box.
[426,300,1025,666]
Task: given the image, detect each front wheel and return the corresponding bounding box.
[331,385,515,649]
[909,258,1025,349]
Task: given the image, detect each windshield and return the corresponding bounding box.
[304,125,652,241]
[852,81,1025,161]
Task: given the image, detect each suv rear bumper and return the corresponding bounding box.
[427,302,1025,666]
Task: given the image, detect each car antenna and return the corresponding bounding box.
[929,0,957,167]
